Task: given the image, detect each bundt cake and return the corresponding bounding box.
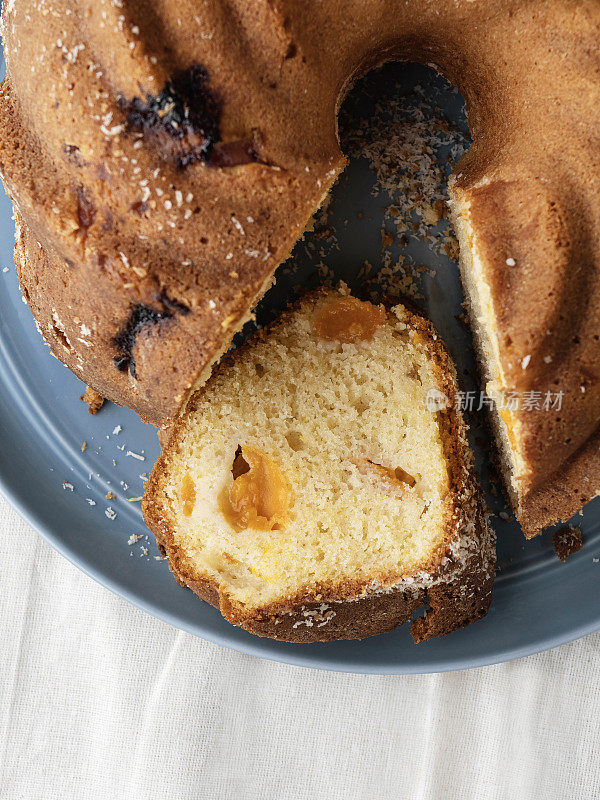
[0,0,599,538]
[143,288,495,642]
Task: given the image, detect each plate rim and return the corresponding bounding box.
[1,467,598,675]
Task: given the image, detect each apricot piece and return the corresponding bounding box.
[500,407,519,452]
[221,446,293,531]
[314,296,386,343]
[181,472,196,517]
[357,459,417,493]
[392,466,417,488]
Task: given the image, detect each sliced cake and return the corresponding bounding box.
[449,180,600,538]
[143,287,495,642]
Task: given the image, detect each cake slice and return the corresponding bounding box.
[449,178,600,537]
[143,288,495,643]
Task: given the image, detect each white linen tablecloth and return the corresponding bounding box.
[1,491,598,800]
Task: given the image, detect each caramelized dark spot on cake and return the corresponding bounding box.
[118,63,222,168]
[63,144,86,166]
[157,291,191,316]
[118,64,262,169]
[76,186,97,230]
[113,293,190,377]
[131,199,149,216]
[210,137,260,167]
[113,304,172,377]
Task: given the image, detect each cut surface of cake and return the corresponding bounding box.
[450,178,600,538]
[143,288,495,642]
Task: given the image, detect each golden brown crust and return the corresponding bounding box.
[0,0,344,423]
[142,291,495,643]
[520,443,600,539]
[452,173,600,537]
[3,0,595,536]
[3,0,599,445]
[151,547,493,644]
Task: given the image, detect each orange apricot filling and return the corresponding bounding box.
[500,407,519,452]
[220,445,293,532]
[357,459,417,493]
[314,296,386,343]
[181,472,196,517]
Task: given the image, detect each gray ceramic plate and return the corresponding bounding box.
[1,54,598,674]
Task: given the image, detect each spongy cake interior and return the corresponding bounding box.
[156,290,455,612]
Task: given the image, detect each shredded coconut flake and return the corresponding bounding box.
[126,450,146,461]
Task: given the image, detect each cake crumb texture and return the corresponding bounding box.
[143,288,495,642]
[552,527,583,563]
[80,386,105,415]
